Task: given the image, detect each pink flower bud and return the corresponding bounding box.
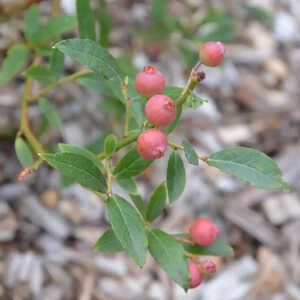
[188,261,203,289]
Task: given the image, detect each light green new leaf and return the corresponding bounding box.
[167,151,186,203]
[40,152,107,192]
[31,15,77,44]
[24,66,56,85]
[113,147,152,178]
[25,4,40,41]
[104,134,118,158]
[146,182,167,222]
[93,228,124,253]
[0,44,29,87]
[148,229,189,290]
[116,176,138,194]
[182,139,198,166]
[107,194,148,266]
[207,147,289,191]
[76,0,96,41]
[50,49,64,80]
[55,39,123,86]
[15,137,33,168]
[39,98,62,132]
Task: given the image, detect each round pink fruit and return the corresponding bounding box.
[188,261,203,289]
[134,66,166,97]
[137,129,168,160]
[145,95,176,127]
[189,218,219,246]
[199,41,225,67]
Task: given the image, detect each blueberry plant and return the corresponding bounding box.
[2,0,289,291]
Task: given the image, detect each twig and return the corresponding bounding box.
[122,76,131,137]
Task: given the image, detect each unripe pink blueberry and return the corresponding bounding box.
[202,260,216,274]
[137,129,168,160]
[199,41,225,67]
[134,66,166,97]
[188,261,203,289]
[145,95,176,127]
[189,218,219,246]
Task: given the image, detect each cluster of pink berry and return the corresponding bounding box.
[135,41,225,160]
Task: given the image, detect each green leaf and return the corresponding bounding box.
[113,147,152,178]
[15,137,33,168]
[50,49,64,80]
[55,39,122,86]
[129,193,146,219]
[180,237,234,257]
[39,98,62,132]
[97,1,112,47]
[185,94,208,110]
[116,176,138,194]
[146,182,167,222]
[0,44,29,87]
[31,15,77,44]
[76,0,96,41]
[163,86,183,101]
[34,45,53,56]
[40,152,107,192]
[77,73,113,96]
[86,131,111,154]
[151,0,168,23]
[25,4,40,41]
[207,147,289,191]
[148,229,189,290]
[104,134,118,158]
[167,151,186,203]
[58,143,103,170]
[24,66,56,85]
[107,194,148,266]
[93,228,124,253]
[182,139,198,166]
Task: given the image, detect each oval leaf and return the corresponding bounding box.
[93,228,124,253]
[104,134,118,158]
[146,182,167,222]
[50,48,64,80]
[116,176,138,194]
[76,0,96,41]
[182,139,198,166]
[15,137,33,168]
[24,66,56,84]
[129,193,146,219]
[148,229,189,290]
[25,4,40,42]
[107,194,148,266]
[40,152,107,192]
[167,151,186,203]
[207,147,289,191]
[39,98,62,132]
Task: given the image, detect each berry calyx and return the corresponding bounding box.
[189,218,219,246]
[188,261,203,289]
[201,260,216,274]
[134,66,166,97]
[199,41,225,67]
[145,95,176,127]
[137,129,168,160]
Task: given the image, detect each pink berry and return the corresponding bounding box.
[189,218,219,246]
[145,95,176,127]
[137,129,168,160]
[188,261,203,289]
[135,66,166,97]
[202,260,216,274]
[199,41,225,67]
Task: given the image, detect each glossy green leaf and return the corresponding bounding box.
[167,151,186,203]
[97,1,112,47]
[146,182,167,222]
[182,139,198,166]
[148,229,189,290]
[0,44,29,87]
[104,134,118,158]
[55,39,123,86]
[76,0,96,41]
[58,143,103,170]
[15,137,33,168]
[93,228,124,253]
[107,194,148,266]
[39,98,62,132]
[40,152,107,192]
[207,147,289,191]
[25,4,40,41]
[50,49,64,79]
[129,193,146,219]
[24,66,56,85]
[116,176,138,194]
[31,15,77,44]
[113,147,152,178]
